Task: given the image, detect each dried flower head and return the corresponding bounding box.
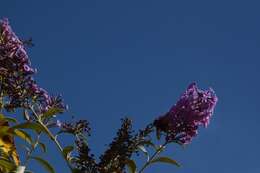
[98,118,136,173]
[72,138,98,173]
[58,120,91,136]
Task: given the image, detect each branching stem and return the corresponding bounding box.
[29,107,74,172]
[138,141,168,173]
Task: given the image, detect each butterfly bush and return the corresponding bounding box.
[154,83,218,144]
[0,18,66,113]
[0,18,218,173]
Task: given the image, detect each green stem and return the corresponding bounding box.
[38,120,74,172]
[24,134,41,167]
[138,141,168,173]
[29,106,74,172]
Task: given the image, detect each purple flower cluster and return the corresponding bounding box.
[0,18,66,113]
[154,83,217,144]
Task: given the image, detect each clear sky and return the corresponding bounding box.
[1,0,260,173]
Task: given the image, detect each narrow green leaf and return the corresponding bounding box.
[137,145,149,161]
[5,117,17,123]
[0,126,11,137]
[38,142,47,153]
[0,158,16,172]
[41,107,63,119]
[138,145,147,153]
[126,159,137,173]
[0,113,17,123]
[13,129,33,144]
[63,146,74,159]
[30,156,55,173]
[12,122,47,134]
[150,156,180,167]
[23,110,30,121]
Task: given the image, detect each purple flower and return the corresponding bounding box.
[154,83,217,144]
[56,120,62,128]
[39,95,68,114]
[0,18,34,74]
[0,18,66,114]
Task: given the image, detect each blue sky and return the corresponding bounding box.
[1,0,260,172]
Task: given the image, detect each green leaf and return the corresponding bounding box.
[138,145,148,154]
[13,129,33,144]
[23,110,30,121]
[126,159,137,173]
[4,117,17,123]
[0,158,16,172]
[137,145,149,161]
[38,142,47,153]
[0,126,11,137]
[30,156,55,173]
[62,146,74,159]
[12,122,47,134]
[41,107,63,119]
[150,156,180,167]
[0,113,17,123]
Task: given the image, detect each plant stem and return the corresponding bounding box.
[138,141,168,173]
[24,134,41,167]
[29,106,74,172]
[38,120,74,172]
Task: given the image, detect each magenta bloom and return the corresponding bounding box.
[154,83,217,144]
[0,19,66,113]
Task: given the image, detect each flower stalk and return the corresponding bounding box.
[38,121,74,172]
[29,106,74,172]
[138,141,168,173]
